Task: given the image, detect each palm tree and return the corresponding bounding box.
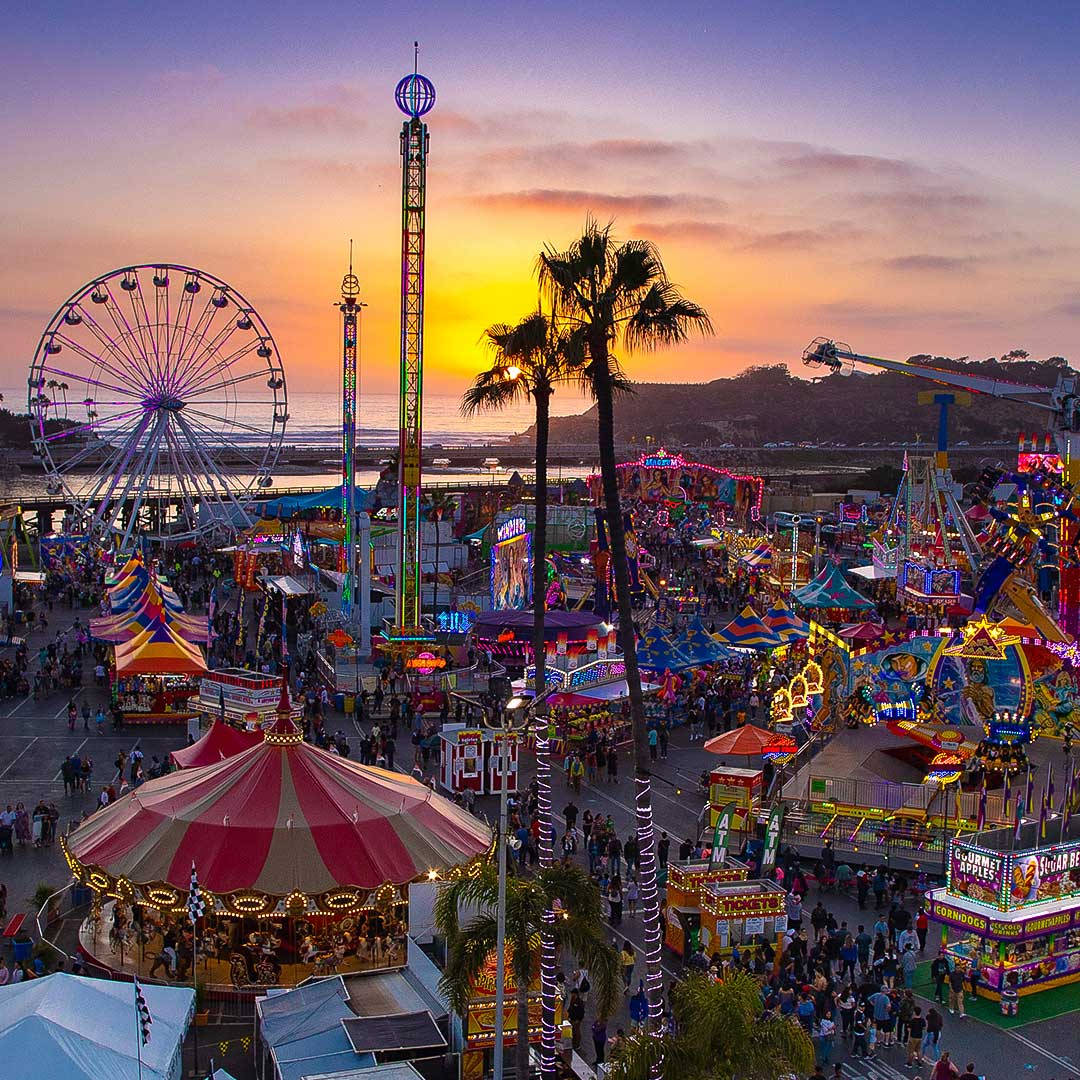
[435,861,621,1080]
[462,311,581,1076]
[425,490,456,616]
[607,972,814,1080]
[539,218,712,1024]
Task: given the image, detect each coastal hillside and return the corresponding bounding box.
[526,353,1070,447]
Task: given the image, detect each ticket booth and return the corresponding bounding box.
[487,731,519,794]
[439,726,486,794]
[664,860,749,957]
[699,879,787,959]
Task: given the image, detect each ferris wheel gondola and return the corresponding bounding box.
[28,264,287,549]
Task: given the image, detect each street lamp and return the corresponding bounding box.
[487,692,548,1080]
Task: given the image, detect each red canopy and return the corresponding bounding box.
[839,622,885,642]
[65,712,490,898]
[704,723,775,756]
[170,719,262,769]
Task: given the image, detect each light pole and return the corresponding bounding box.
[488,693,548,1080]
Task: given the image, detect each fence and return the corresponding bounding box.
[803,774,1014,826]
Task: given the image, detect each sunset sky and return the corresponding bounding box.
[2,2,1078,401]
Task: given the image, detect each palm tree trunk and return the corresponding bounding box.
[592,351,664,1030]
[532,388,558,1079]
[517,982,532,1078]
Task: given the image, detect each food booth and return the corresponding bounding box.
[663,860,750,957]
[928,819,1080,999]
[698,879,788,958]
[707,766,764,830]
[111,622,206,725]
[463,945,564,1080]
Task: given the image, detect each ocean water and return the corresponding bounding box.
[4,388,589,449]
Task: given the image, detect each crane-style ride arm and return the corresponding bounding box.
[802,337,1068,410]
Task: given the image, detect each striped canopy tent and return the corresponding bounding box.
[673,616,736,664]
[92,555,209,645]
[762,599,811,643]
[63,700,491,906]
[91,579,209,645]
[792,563,875,611]
[715,605,784,650]
[738,541,772,571]
[170,719,262,768]
[113,616,207,677]
[636,627,695,671]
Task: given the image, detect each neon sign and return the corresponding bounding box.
[406,652,446,674]
[496,517,527,543]
[436,610,475,634]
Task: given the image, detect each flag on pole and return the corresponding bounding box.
[708,802,737,867]
[1026,765,1035,810]
[1014,789,1025,842]
[1047,761,1055,812]
[1002,773,1012,819]
[1039,794,1048,841]
[188,862,205,924]
[207,585,218,641]
[134,978,153,1045]
[976,782,987,831]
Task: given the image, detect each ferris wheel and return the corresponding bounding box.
[28,264,287,548]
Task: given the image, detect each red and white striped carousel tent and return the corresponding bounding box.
[63,707,490,914]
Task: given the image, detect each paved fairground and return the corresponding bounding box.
[0,599,1077,1080]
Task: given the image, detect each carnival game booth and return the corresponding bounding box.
[929,818,1080,1000]
[64,688,490,992]
[111,618,207,725]
[698,879,787,959]
[438,724,519,795]
[664,860,750,957]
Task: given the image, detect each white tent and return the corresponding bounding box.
[0,973,194,1080]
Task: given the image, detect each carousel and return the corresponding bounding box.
[62,678,490,991]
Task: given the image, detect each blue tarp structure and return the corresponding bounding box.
[0,972,193,1080]
[259,977,377,1080]
[673,616,736,664]
[636,626,695,671]
[260,485,375,519]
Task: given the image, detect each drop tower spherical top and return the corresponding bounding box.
[395,72,436,118]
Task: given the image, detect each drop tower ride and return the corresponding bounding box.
[392,46,436,638]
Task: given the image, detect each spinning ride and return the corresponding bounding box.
[64,688,490,988]
[29,264,287,548]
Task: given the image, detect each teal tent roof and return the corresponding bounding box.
[792,563,875,610]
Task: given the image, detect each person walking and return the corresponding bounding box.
[567,990,585,1050]
[923,1005,943,1062]
[620,939,635,992]
[591,1016,608,1066]
[930,1050,960,1079]
[947,963,967,1016]
[931,948,950,1003]
[906,1005,927,1066]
